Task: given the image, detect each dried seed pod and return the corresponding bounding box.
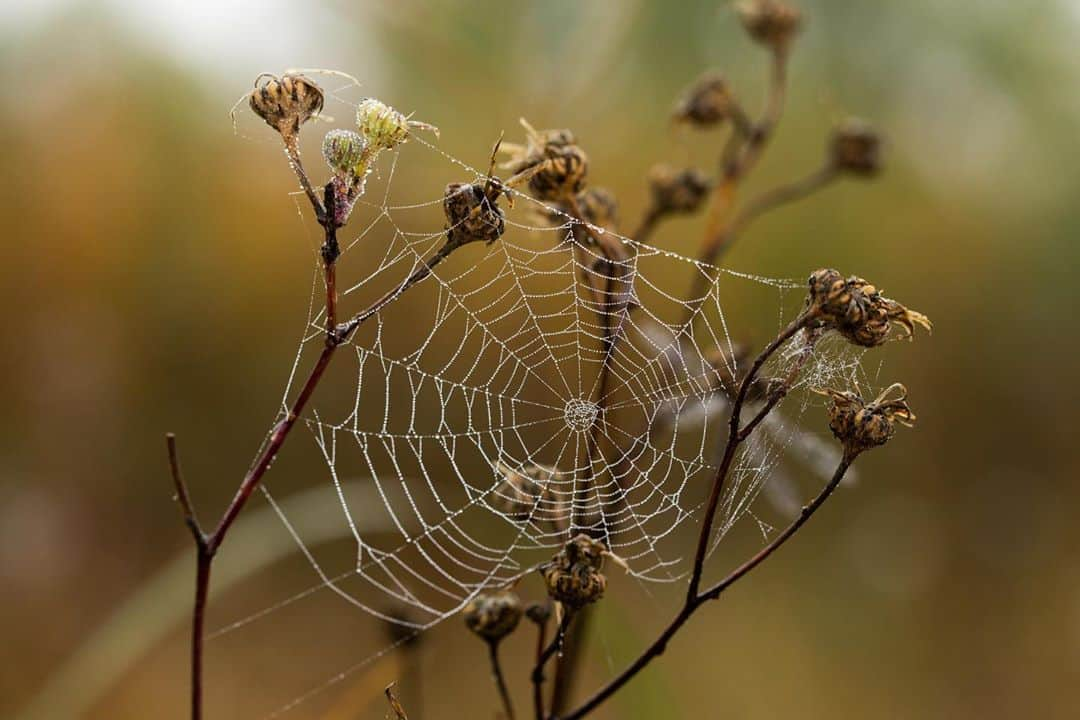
[736,0,803,53]
[538,534,608,609]
[829,118,883,177]
[491,461,569,534]
[525,602,551,626]
[356,97,438,152]
[647,164,712,216]
[576,187,619,231]
[502,118,589,202]
[443,139,512,249]
[248,72,324,148]
[673,72,738,129]
[806,269,931,347]
[463,591,523,643]
[322,129,367,175]
[817,383,915,458]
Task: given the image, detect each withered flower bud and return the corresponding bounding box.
[538,534,608,609]
[829,118,883,177]
[525,602,551,626]
[463,591,523,643]
[356,97,439,152]
[322,129,367,175]
[502,118,589,202]
[249,73,324,148]
[576,187,619,231]
[673,72,738,129]
[443,181,507,248]
[490,462,569,534]
[736,0,803,53]
[647,164,712,216]
[806,269,931,347]
[818,383,915,459]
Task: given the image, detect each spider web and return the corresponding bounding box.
[217,84,872,718]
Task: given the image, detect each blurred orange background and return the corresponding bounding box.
[2,1,1079,718]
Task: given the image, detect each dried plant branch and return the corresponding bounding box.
[559,455,852,720]
[488,640,517,720]
[385,682,409,720]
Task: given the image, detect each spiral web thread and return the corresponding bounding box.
[219,85,873,718]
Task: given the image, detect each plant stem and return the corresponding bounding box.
[488,640,516,720]
[169,170,466,717]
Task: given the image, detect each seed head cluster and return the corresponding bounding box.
[819,383,915,459]
[806,269,931,347]
[538,534,608,609]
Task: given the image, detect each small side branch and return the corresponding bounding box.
[166,433,205,546]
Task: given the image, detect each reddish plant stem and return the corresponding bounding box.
[686,312,808,599]
[169,174,466,718]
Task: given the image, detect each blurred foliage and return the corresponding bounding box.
[1,1,1079,718]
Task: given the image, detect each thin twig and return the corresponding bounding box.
[532,611,550,720]
[488,640,517,720]
[166,434,204,544]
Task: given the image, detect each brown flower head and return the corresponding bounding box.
[502,118,588,201]
[736,0,803,53]
[805,269,931,347]
[538,534,608,609]
[443,139,512,249]
[463,590,523,643]
[248,72,324,148]
[647,164,712,217]
[818,383,915,459]
[490,461,569,534]
[829,118,884,177]
[673,72,739,129]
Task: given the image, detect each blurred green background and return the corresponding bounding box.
[2,1,1079,718]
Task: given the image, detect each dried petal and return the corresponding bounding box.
[806,269,931,347]
[248,73,324,147]
[463,591,523,642]
[647,164,712,216]
[817,383,915,458]
[830,118,884,177]
[538,534,607,609]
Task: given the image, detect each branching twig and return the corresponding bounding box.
[168,155,470,719]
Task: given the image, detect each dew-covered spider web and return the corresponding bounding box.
[218,81,880,718]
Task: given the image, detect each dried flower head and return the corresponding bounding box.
[463,591,523,643]
[647,164,712,216]
[490,461,569,534]
[538,534,608,609]
[525,602,551,626]
[673,72,738,129]
[355,97,439,152]
[806,269,932,347]
[248,72,324,148]
[829,118,883,177]
[817,383,915,459]
[736,0,803,53]
[502,118,589,201]
[575,187,619,231]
